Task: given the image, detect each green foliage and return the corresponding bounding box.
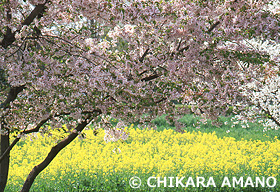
[152,114,279,141]
[220,50,270,65]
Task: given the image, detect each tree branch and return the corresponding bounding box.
[139,48,151,63]
[178,45,190,53]
[0,1,49,48]
[41,35,112,66]
[207,21,221,33]
[0,0,14,49]
[0,109,101,163]
[155,98,166,104]
[22,3,48,26]
[21,114,94,192]
[259,104,280,127]
[0,85,25,109]
[40,36,98,66]
[176,39,182,51]
[141,74,160,82]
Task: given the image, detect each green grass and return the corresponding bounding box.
[6,170,280,192]
[152,114,280,142]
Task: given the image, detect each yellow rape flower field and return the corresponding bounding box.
[6,126,280,191]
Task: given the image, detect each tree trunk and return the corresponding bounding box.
[0,86,25,192]
[21,115,93,192]
[0,132,9,192]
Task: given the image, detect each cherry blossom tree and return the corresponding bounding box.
[237,67,280,130]
[0,0,279,191]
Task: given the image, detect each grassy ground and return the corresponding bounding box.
[152,114,280,141]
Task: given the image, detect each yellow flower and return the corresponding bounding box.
[7,126,280,188]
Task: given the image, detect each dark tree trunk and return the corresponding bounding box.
[0,85,25,192]
[0,85,26,192]
[20,115,93,192]
[0,1,52,191]
[0,132,9,192]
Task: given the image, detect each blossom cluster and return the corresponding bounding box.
[0,0,279,137]
[238,72,280,131]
